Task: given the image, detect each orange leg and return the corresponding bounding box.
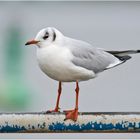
[64,81,79,121]
[47,81,62,113]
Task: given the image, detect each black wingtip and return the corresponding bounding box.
[137,50,140,53]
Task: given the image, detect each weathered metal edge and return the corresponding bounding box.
[0,112,140,115]
[0,112,140,133]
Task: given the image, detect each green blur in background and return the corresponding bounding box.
[0,25,31,111]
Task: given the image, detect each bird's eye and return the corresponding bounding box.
[43,32,49,40]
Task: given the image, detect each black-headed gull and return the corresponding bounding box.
[25,27,140,121]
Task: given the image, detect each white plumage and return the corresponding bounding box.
[34,27,124,82]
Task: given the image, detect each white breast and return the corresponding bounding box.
[37,45,95,82]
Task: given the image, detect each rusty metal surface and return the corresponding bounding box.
[0,112,140,133]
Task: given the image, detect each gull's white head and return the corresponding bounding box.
[25,27,63,48]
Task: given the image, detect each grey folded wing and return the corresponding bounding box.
[65,37,120,73]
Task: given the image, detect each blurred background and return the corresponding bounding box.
[0,1,140,138]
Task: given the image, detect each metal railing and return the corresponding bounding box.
[0,112,140,133]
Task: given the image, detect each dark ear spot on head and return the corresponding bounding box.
[52,30,56,41]
[43,31,49,40]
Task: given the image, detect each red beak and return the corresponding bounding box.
[25,40,39,45]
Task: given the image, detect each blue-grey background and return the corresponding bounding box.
[0,1,140,139]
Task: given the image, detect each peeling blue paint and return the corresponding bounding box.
[1,121,140,132]
[0,113,140,132]
[0,121,48,132]
[0,124,26,132]
[48,121,140,131]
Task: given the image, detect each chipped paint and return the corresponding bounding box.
[0,112,140,132]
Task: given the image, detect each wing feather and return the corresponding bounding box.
[64,37,121,73]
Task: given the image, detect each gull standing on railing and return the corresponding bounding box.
[25,27,140,121]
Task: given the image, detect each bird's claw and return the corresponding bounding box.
[64,109,78,121]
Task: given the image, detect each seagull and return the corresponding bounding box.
[25,27,140,121]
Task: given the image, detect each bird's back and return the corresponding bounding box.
[64,37,122,73]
